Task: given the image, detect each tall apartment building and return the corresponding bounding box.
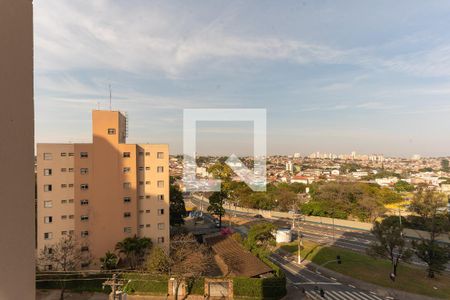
[37,110,170,269]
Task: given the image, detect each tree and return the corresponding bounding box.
[38,234,91,300]
[100,251,118,270]
[170,184,187,226]
[115,236,152,269]
[409,190,450,278]
[146,246,169,274]
[394,180,415,193]
[146,234,212,300]
[368,217,412,280]
[208,190,227,228]
[245,222,277,257]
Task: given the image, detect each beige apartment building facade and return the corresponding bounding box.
[37,110,169,269]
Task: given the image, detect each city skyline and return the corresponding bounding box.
[35,1,450,156]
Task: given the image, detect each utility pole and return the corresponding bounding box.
[103,274,125,300]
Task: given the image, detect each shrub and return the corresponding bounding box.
[233,276,286,300]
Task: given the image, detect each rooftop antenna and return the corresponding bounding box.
[109,84,112,111]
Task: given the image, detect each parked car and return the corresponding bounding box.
[253,214,264,219]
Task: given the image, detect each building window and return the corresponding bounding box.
[139,181,144,186]
[80,152,88,158]
[145,166,150,171]
[69,230,74,235]
[68,153,74,157]
[146,195,151,199]
[80,199,89,206]
[138,167,144,171]
[123,182,131,189]
[146,224,151,228]
[44,216,53,224]
[61,168,67,172]
[61,231,67,235]
[123,212,131,218]
[157,166,164,173]
[138,151,144,156]
[157,152,164,159]
[61,184,67,188]
[43,153,53,160]
[157,209,164,215]
[61,215,67,220]
[80,168,88,174]
[158,223,165,230]
[80,184,89,190]
[44,184,52,192]
[157,237,164,243]
[145,210,150,213]
[81,215,89,221]
[81,231,89,237]
[44,200,53,208]
[123,227,132,234]
[68,199,74,204]
[80,262,90,268]
[157,194,164,201]
[44,232,53,240]
[61,199,67,204]
[139,224,144,229]
[123,152,131,158]
[44,169,52,176]
[157,181,164,188]
[123,197,131,203]
[81,246,89,252]
[145,181,150,185]
[69,215,74,219]
[108,128,116,135]
[68,168,74,172]
[139,210,144,213]
[68,184,74,188]
[61,152,67,157]
[123,167,131,173]
[145,152,150,156]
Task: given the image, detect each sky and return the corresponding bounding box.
[34,0,450,157]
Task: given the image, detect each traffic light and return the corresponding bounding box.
[336,255,341,264]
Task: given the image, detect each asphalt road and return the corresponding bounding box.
[269,252,388,300]
[189,196,448,271]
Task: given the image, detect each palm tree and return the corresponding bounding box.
[100,251,118,270]
[115,236,152,269]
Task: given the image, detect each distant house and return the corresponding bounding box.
[204,235,273,278]
[290,175,312,184]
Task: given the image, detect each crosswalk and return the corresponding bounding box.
[306,290,383,300]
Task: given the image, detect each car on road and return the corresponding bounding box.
[213,218,220,227]
[253,214,264,219]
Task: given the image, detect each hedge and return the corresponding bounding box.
[233,276,287,300]
[36,273,110,293]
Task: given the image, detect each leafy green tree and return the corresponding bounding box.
[207,190,227,228]
[409,190,450,278]
[368,217,412,280]
[115,236,152,269]
[207,163,233,180]
[394,180,415,193]
[100,251,118,270]
[170,184,187,226]
[245,222,277,257]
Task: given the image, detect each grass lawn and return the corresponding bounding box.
[280,241,450,299]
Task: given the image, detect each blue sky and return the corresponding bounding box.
[35,0,450,156]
